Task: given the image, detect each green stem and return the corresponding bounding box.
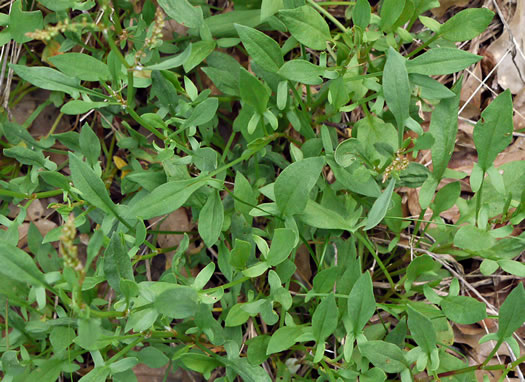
[107,337,143,363]
[102,22,131,70]
[201,276,250,294]
[22,100,52,130]
[0,189,27,199]
[89,309,126,318]
[127,70,135,109]
[316,1,355,5]
[307,0,348,34]
[125,107,166,141]
[475,174,484,226]
[407,34,440,58]
[46,112,64,137]
[220,132,236,163]
[34,189,64,199]
[354,231,396,290]
[435,350,525,379]
[482,338,503,367]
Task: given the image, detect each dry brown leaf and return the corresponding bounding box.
[512,86,525,130]
[486,0,525,93]
[149,208,192,268]
[33,219,58,238]
[17,222,30,248]
[494,136,525,166]
[26,200,45,222]
[460,63,483,119]
[292,244,312,292]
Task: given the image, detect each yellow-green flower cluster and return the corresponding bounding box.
[135,7,165,61]
[59,214,84,273]
[26,17,105,42]
[383,150,410,183]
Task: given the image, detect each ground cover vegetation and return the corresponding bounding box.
[0,0,524,380]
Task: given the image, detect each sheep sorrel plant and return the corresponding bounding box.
[1,0,524,380]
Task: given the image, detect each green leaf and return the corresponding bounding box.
[234,172,257,217]
[198,190,224,247]
[266,326,304,354]
[239,67,270,114]
[300,200,357,231]
[405,254,439,291]
[410,74,455,99]
[353,0,371,29]
[261,0,283,21]
[498,260,525,277]
[278,6,331,50]
[126,178,206,220]
[183,40,216,72]
[440,296,487,324]
[145,44,192,70]
[61,100,110,115]
[10,64,83,97]
[183,98,219,127]
[50,326,75,353]
[109,358,138,375]
[230,239,251,269]
[398,162,430,188]
[334,138,364,167]
[247,335,271,364]
[419,15,441,33]
[3,146,56,170]
[243,262,270,278]
[103,232,134,294]
[75,318,102,350]
[69,152,118,216]
[155,286,199,319]
[78,367,110,382]
[413,0,440,16]
[225,303,251,327]
[347,272,376,335]
[8,0,43,43]
[137,347,169,369]
[277,59,324,85]
[359,340,408,373]
[158,0,203,29]
[383,47,410,133]
[205,10,263,38]
[79,123,101,166]
[266,228,296,267]
[454,225,495,252]
[180,353,220,379]
[407,306,436,354]
[380,0,405,31]
[430,78,462,180]
[365,178,396,230]
[217,357,272,382]
[37,0,83,12]
[275,156,325,216]
[480,258,499,276]
[473,90,514,172]
[49,53,110,81]
[497,283,525,339]
[406,48,482,75]
[328,76,350,110]
[235,24,283,73]
[0,242,46,287]
[440,8,494,42]
[313,267,340,293]
[432,181,460,215]
[313,294,338,343]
